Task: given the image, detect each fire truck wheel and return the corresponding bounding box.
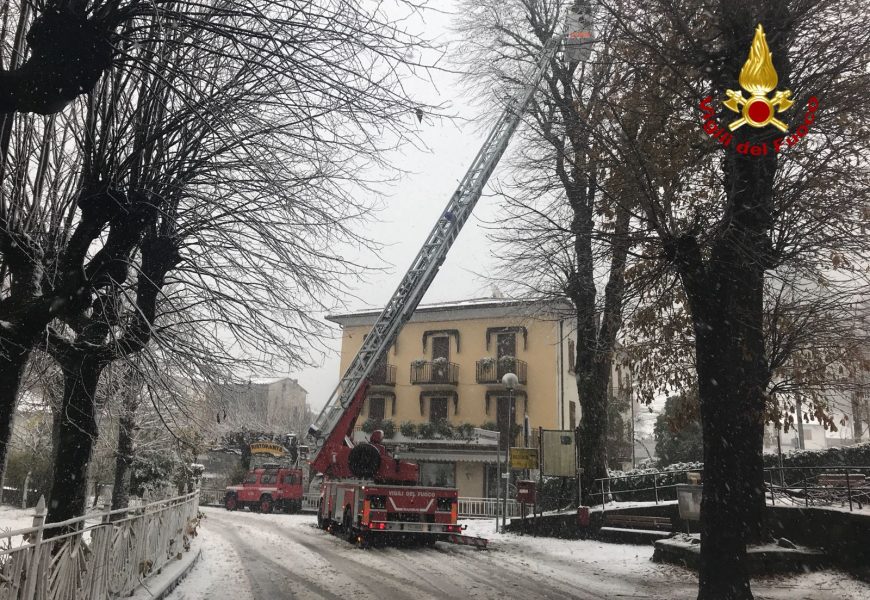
[224,494,238,511]
[259,495,273,514]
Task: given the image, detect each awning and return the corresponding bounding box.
[397,449,499,464]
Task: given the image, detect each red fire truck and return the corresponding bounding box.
[224,442,304,513]
[314,428,464,545]
[307,25,563,548]
[224,465,304,513]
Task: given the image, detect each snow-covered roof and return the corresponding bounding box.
[327,296,573,326]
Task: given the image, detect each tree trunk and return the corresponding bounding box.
[0,346,31,475]
[692,282,765,600]
[576,363,611,503]
[111,373,142,513]
[574,205,631,504]
[677,151,774,600]
[46,352,102,524]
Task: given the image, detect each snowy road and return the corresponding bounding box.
[166,507,870,600]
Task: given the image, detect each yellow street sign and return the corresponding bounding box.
[510,448,539,469]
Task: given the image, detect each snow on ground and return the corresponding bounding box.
[0,505,34,532]
[165,507,870,600]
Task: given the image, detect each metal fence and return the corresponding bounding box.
[765,466,870,511]
[199,487,516,518]
[590,465,870,513]
[458,497,520,518]
[590,468,699,509]
[0,491,200,600]
[199,487,225,507]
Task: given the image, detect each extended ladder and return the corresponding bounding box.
[308,32,564,457]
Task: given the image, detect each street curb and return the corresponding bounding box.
[129,545,202,600]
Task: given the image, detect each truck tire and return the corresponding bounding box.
[259,495,273,514]
[348,442,381,478]
[224,493,238,511]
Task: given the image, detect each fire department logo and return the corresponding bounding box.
[723,24,793,132]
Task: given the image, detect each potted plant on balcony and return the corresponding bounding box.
[411,358,427,368]
[432,356,449,382]
[479,356,495,367]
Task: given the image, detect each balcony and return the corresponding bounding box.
[368,363,396,386]
[476,358,528,385]
[410,361,459,385]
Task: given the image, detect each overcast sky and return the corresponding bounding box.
[284,2,660,437]
[291,2,504,411]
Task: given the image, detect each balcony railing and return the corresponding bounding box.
[476,358,528,385]
[369,363,396,386]
[410,361,459,385]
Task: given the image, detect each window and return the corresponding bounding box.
[282,473,298,485]
[430,397,448,422]
[496,332,517,377]
[420,462,455,487]
[569,401,577,428]
[432,336,450,361]
[244,472,258,484]
[368,396,385,421]
[260,471,277,484]
[568,339,576,373]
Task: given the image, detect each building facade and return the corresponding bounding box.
[328,297,633,497]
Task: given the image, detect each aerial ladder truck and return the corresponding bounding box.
[307,7,593,547]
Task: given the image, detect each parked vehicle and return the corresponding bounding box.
[224,466,304,513]
[318,479,462,545]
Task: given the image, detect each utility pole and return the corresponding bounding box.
[795,393,805,450]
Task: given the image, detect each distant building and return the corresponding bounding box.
[327,296,634,497]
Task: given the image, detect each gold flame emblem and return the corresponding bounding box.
[724,24,793,132]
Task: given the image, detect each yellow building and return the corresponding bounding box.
[327,297,581,498]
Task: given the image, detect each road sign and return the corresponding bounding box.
[541,430,576,477]
[510,447,539,470]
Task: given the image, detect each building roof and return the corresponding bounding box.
[326,296,573,327]
[248,376,307,393]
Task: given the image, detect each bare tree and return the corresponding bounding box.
[0,1,438,480]
[454,0,638,499]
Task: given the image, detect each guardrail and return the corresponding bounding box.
[199,487,225,507]
[0,491,200,600]
[410,361,459,385]
[200,487,516,518]
[590,465,870,513]
[458,497,520,518]
[765,465,870,511]
[590,468,700,508]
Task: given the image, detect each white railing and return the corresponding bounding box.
[200,488,518,518]
[459,497,520,518]
[0,491,200,600]
[302,492,319,512]
[199,487,225,507]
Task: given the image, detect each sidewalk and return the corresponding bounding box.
[129,541,202,600]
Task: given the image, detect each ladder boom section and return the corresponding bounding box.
[308,34,562,466]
